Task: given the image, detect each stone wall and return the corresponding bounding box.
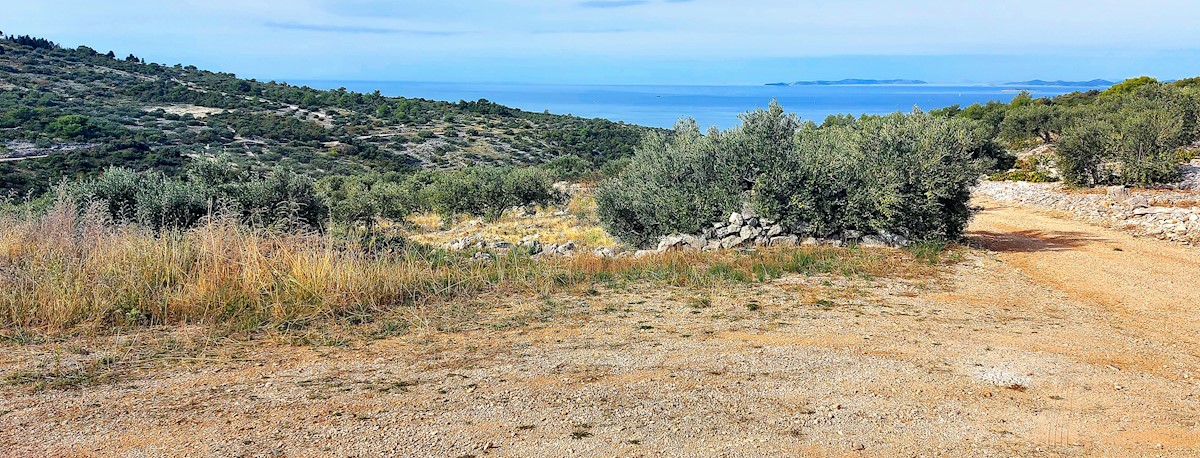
[975,180,1200,245]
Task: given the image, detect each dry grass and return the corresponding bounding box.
[0,200,940,334]
[404,194,618,249]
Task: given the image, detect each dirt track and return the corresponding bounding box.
[2,198,1199,457]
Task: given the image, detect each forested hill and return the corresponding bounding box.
[0,34,658,195]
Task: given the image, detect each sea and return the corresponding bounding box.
[295,81,1101,129]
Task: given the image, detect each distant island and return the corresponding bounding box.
[1004,79,1115,87]
[765,79,928,86]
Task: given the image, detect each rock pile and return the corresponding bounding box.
[443,234,600,257]
[653,211,910,253]
[976,180,1200,244]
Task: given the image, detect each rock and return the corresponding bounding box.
[489,241,513,250]
[728,212,744,226]
[1132,206,1173,215]
[558,241,576,253]
[716,225,740,238]
[860,235,888,248]
[1106,185,1130,201]
[472,252,494,261]
[801,237,821,246]
[739,225,761,239]
[745,216,760,228]
[633,249,656,258]
[721,235,747,249]
[593,247,617,257]
[765,224,784,238]
[843,230,862,240]
[682,234,706,249]
[520,240,542,254]
[1126,195,1150,209]
[657,235,684,252]
[770,235,798,247]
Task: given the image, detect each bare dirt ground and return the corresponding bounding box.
[3,198,1199,457]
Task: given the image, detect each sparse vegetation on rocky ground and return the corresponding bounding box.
[0,195,927,332]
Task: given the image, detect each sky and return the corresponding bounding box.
[5,0,1200,85]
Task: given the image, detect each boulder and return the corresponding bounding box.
[765,224,784,238]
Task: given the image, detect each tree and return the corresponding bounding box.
[1000,104,1058,144]
[1055,121,1112,187]
[1104,76,1159,97]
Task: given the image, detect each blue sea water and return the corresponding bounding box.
[296,80,1099,129]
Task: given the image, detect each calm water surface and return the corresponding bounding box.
[297,81,1099,129]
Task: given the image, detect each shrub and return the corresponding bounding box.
[1113,109,1184,186]
[594,119,742,247]
[1055,121,1113,187]
[68,164,328,230]
[539,154,594,181]
[596,105,990,246]
[424,166,556,219]
[754,113,987,241]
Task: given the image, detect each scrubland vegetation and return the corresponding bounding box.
[597,104,999,246]
[0,35,654,197]
[937,77,1200,187]
[0,198,922,331]
[2,33,1199,336]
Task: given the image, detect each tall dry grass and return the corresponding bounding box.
[0,200,931,333]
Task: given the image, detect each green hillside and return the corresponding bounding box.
[0,35,657,195]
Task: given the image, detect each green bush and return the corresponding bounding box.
[424,166,556,219]
[596,105,991,246]
[1113,109,1184,186]
[1055,121,1112,187]
[68,163,328,230]
[594,119,743,247]
[539,154,594,181]
[754,113,988,241]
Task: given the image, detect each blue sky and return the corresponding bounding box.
[6,0,1200,84]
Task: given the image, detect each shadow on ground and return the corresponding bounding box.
[968,229,1108,253]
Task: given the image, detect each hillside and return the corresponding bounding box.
[0,36,657,195]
